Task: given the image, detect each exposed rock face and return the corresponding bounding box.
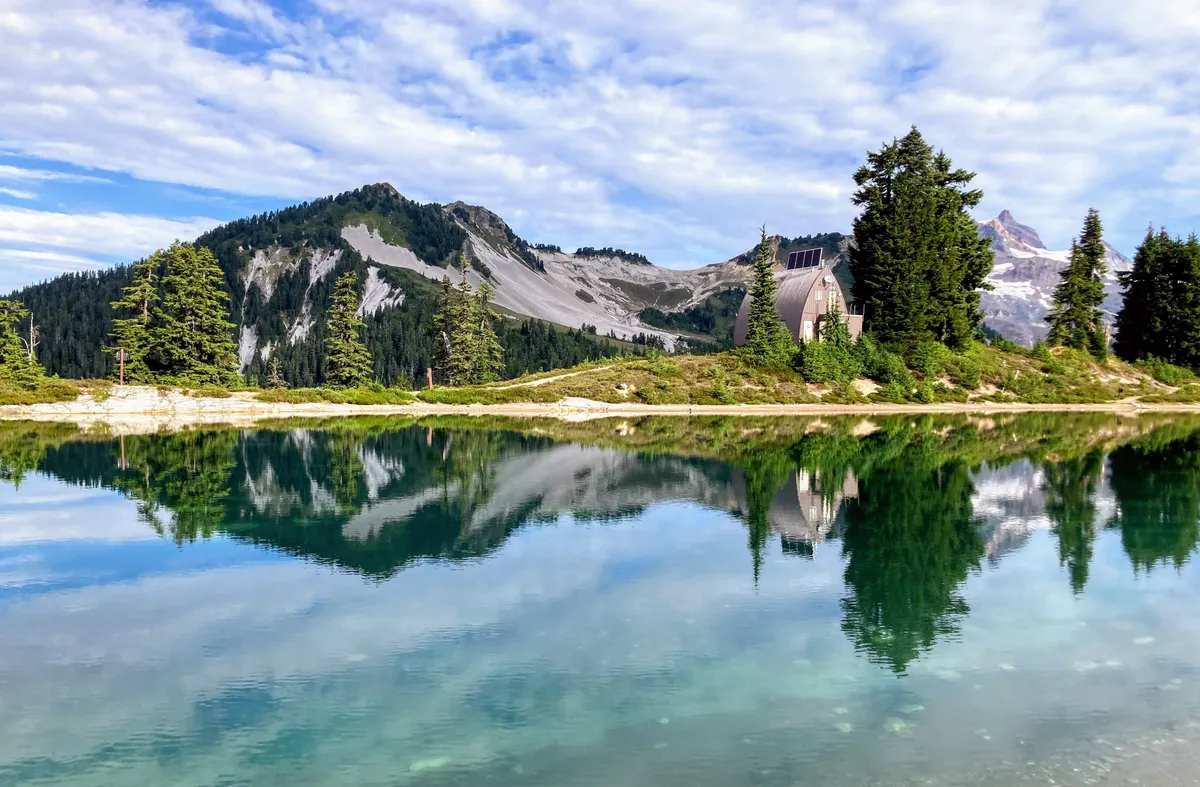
[339,203,750,351]
[228,184,1132,368]
[979,211,1130,346]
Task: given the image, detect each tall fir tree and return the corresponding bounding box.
[849,127,993,354]
[324,271,374,388]
[157,242,240,386]
[1114,229,1200,368]
[1047,209,1108,359]
[107,251,162,383]
[432,268,474,386]
[0,300,45,387]
[741,227,794,368]
[470,280,505,384]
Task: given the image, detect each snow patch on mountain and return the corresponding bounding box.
[979,211,1131,346]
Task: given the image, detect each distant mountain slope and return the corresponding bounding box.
[6,182,1129,383]
[978,210,1131,346]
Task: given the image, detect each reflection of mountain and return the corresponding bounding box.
[11,414,1200,673]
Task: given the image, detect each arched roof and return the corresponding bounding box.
[733,266,843,344]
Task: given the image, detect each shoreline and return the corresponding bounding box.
[3,385,1200,431]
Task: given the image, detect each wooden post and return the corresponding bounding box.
[426,367,433,390]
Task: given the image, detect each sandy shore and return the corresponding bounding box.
[2,385,1200,433]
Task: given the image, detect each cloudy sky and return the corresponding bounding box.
[1,0,1197,292]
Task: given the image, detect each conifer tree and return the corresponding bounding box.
[1047,209,1108,359]
[741,227,794,368]
[324,271,374,388]
[108,251,162,383]
[1115,229,1200,367]
[470,280,505,384]
[0,300,45,386]
[849,127,993,354]
[432,270,472,386]
[157,242,239,386]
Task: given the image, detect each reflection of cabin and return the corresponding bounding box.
[732,249,863,345]
[733,467,859,558]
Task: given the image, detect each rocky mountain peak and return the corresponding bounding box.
[981,210,1047,253]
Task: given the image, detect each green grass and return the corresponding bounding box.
[254,387,416,405]
[0,378,83,406]
[412,342,1177,407]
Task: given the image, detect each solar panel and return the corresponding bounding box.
[786,248,823,270]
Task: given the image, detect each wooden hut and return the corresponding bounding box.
[732,249,863,345]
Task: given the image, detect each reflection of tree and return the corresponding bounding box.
[0,423,78,489]
[838,440,984,674]
[327,431,365,511]
[1042,450,1104,593]
[1108,434,1200,573]
[433,429,503,524]
[739,449,793,584]
[114,429,238,544]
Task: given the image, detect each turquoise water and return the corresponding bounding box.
[2,415,1200,785]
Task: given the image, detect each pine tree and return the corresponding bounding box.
[849,127,993,354]
[0,300,45,387]
[157,242,240,386]
[324,271,374,388]
[108,251,162,383]
[471,280,505,384]
[1115,229,1200,368]
[267,357,286,389]
[1047,209,1108,359]
[741,227,794,368]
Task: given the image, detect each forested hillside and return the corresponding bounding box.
[7,185,640,386]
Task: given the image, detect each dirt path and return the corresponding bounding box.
[487,365,613,390]
[4,384,1200,434]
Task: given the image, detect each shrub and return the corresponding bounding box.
[909,340,953,379]
[856,335,914,390]
[797,340,862,384]
[706,366,736,404]
[1137,356,1194,386]
[1031,340,1052,362]
[947,357,981,390]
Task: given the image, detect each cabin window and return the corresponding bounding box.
[815,290,823,301]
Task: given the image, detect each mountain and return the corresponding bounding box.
[978,210,1131,346]
[5,182,1128,384]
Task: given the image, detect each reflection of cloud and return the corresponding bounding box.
[0,478,156,545]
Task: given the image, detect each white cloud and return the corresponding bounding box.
[0,187,35,200]
[0,164,109,183]
[0,206,220,290]
[0,0,1197,282]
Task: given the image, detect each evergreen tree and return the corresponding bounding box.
[431,270,473,386]
[1047,209,1108,359]
[157,242,239,386]
[107,251,162,383]
[741,227,794,368]
[0,300,45,387]
[849,127,993,354]
[324,271,374,388]
[1114,230,1200,368]
[430,261,507,386]
[471,280,504,384]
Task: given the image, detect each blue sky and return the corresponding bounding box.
[1,0,1198,292]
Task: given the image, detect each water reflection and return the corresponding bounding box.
[4,413,1200,674]
[5,414,1200,785]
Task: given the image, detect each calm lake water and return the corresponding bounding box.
[3,414,1200,786]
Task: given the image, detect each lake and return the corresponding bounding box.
[2,413,1200,786]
